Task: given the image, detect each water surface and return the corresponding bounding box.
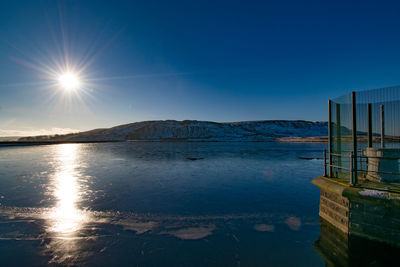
[0,142,325,266]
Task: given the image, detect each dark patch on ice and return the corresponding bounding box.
[186,157,204,161]
[298,157,322,160]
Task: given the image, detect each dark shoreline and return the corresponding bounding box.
[0,138,329,147]
[0,140,121,147]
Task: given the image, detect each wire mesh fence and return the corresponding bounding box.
[328,86,400,183]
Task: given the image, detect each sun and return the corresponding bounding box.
[58,72,80,91]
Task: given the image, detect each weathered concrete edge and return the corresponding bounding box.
[312,176,347,195]
[313,176,400,247]
[313,176,400,205]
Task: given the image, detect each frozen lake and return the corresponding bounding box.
[0,142,326,266]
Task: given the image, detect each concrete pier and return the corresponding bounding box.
[314,218,400,267]
[313,176,400,247]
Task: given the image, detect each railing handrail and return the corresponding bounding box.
[329,152,400,160]
[323,149,400,185]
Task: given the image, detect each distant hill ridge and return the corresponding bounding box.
[18,120,328,142]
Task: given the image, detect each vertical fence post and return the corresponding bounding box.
[323,150,327,177]
[350,152,354,185]
[352,91,358,183]
[367,103,372,148]
[381,104,385,148]
[328,100,333,177]
[336,103,342,174]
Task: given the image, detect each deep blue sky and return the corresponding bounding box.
[1,0,400,135]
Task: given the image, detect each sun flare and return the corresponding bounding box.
[58,72,80,90]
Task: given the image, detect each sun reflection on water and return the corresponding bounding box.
[48,144,87,235]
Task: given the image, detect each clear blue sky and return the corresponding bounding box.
[1,0,400,136]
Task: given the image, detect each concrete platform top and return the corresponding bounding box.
[313,176,400,205]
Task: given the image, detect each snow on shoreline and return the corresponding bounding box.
[18,120,328,142]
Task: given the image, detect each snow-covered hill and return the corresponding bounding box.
[19,120,327,142]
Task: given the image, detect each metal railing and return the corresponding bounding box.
[323,150,400,186]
